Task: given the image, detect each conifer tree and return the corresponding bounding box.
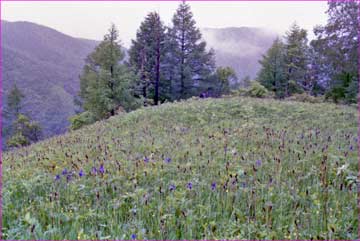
[257,38,287,98]
[166,2,215,99]
[79,24,139,119]
[4,83,24,120]
[284,23,309,96]
[129,12,167,105]
[4,85,42,148]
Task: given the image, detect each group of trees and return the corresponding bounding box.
[257,0,358,103]
[4,84,42,148]
[129,4,218,104]
[6,2,356,148]
[72,2,235,129]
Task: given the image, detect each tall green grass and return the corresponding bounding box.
[3,97,358,239]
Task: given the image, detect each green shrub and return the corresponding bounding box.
[7,133,29,148]
[69,111,96,130]
[246,81,268,98]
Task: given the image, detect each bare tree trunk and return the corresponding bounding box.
[154,20,161,105]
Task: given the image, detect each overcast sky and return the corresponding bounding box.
[2,1,328,47]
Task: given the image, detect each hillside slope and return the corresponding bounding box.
[1,20,98,141]
[3,97,358,239]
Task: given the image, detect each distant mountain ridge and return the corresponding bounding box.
[201,27,278,85]
[1,20,98,143]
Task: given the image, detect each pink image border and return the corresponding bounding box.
[0,0,358,240]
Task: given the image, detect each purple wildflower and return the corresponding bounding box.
[131,234,136,239]
[164,157,172,163]
[187,182,193,190]
[144,157,149,163]
[91,167,97,175]
[66,174,72,182]
[169,184,176,191]
[211,182,216,191]
[54,174,61,181]
[99,164,105,174]
[79,169,84,177]
[256,159,262,167]
[349,145,353,151]
[62,168,68,175]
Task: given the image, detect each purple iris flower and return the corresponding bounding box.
[144,157,149,163]
[256,159,262,167]
[211,182,216,191]
[62,168,68,175]
[169,184,176,191]
[349,145,353,151]
[187,182,193,190]
[99,164,105,174]
[91,167,97,175]
[66,174,72,182]
[164,157,171,163]
[79,169,84,177]
[131,234,136,239]
[55,174,61,181]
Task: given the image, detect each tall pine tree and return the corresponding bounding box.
[79,24,139,120]
[257,38,287,98]
[129,12,167,105]
[166,2,215,99]
[284,23,309,96]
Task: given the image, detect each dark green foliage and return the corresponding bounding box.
[246,81,268,98]
[284,23,309,95]
[4,85,42,148]
[166,3,215,99]
[69,111,96,130]
[7,114,42,148]
[257,38,287,98]
[324,72,357,103]
[129,12,167,105]
[79,24,140,120]
[311,1,359,103]
[4,83,24,119]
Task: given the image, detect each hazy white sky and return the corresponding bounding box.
[2,1,328,47]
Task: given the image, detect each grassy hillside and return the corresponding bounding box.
[2,97,358,239]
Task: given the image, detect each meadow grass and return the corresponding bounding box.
[2,96,358,239]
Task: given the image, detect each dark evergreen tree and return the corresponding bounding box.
[4,83,24,120]
[79,24,139,120]
[311,0,358,103]
[284,23,309,96]
[257,38,287,98]
[166,2,215,99]
[7,114,42,148]
[129,12,167,105]
[4,86,42,148]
